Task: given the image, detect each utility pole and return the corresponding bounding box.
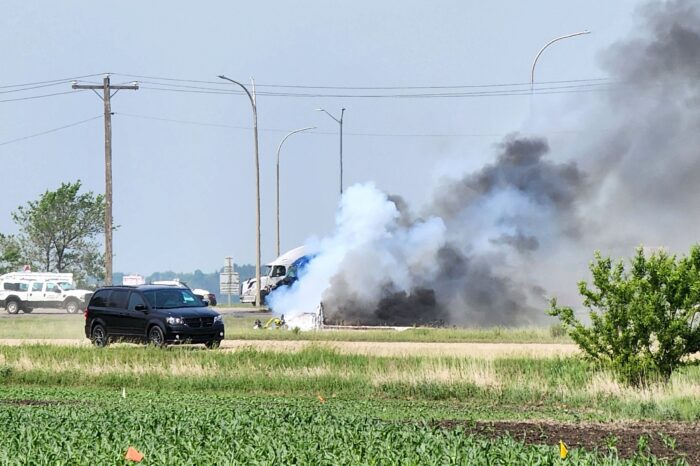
[72,75,138,285]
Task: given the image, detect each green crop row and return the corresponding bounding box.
[1,345,699,422]
[0,387,686,465]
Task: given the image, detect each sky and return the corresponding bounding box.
[0,0,641,274]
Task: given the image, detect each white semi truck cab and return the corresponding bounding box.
[239,246,306,305]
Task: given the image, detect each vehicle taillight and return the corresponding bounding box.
[83,308,89,320]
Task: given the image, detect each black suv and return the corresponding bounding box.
[84,285,224,349]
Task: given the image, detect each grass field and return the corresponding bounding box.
[0,345,697,422]
[0,313,572,343]
[0,344,697,464]
[0,316,696,464]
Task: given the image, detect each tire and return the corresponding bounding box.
[148,325,166,348]
[91,324,109,348]
[65,299,80,314]
[6,300,20,314]
[205,340,221,350]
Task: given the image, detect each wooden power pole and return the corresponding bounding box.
[72,75,138,285]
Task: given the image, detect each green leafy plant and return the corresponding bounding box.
[637,435,650,455]
[0,233,22,274]
[605,434,619,453]
[659,433,677,451]
[549,246,700,386]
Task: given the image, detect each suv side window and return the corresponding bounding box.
[32,282,43,292]
[90,290,110,307]
[127,293,146,311]
[107,290,129,309]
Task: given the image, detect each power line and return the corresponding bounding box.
[136,78,613,93]
[2,72,616,101]
[137,82,614,99]
[0,81,68,95]
[0,73,104,89]
[0,115,102,147]
[115,112,578,138]
[112,72,611,90]
[0,89,86,103]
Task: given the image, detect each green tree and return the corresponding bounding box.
[0,234,22,274]
[549,246,700,386]
[12,181,106,284]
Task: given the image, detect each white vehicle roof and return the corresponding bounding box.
[0,272,74,284]
[151,280,188,288]
[266,246,306,267]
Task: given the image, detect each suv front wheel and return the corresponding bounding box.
[148,325,165,348]
[6,300,20,314]
[205,340,221,350]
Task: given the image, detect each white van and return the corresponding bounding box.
[239,246,306,305]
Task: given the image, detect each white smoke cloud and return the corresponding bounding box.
[267,183,447,327]
[272,0,700,328]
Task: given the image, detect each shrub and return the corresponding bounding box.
[549,246,700,386]
[549,323,567,339]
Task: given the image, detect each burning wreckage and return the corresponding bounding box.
[264,253,446,330]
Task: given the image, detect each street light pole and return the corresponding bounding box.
[218,75,262,307]
[316,108,346,195]
[275,126,315,257]
[531,30,590,91]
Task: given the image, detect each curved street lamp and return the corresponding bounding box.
[316,108,346,195]
[218,74,262,307]
[531,31,590,92]
[275,126,315,256]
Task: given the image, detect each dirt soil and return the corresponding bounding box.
[440,420,700,465]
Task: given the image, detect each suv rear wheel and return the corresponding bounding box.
[6,300,20,314]
[148,325,165,348]
[91,324,109,347]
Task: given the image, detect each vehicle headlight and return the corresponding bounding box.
[166,316,183,325]
[214,315,223,324]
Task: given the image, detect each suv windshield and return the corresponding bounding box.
[58,282,75,291]
[143,288,203,309]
